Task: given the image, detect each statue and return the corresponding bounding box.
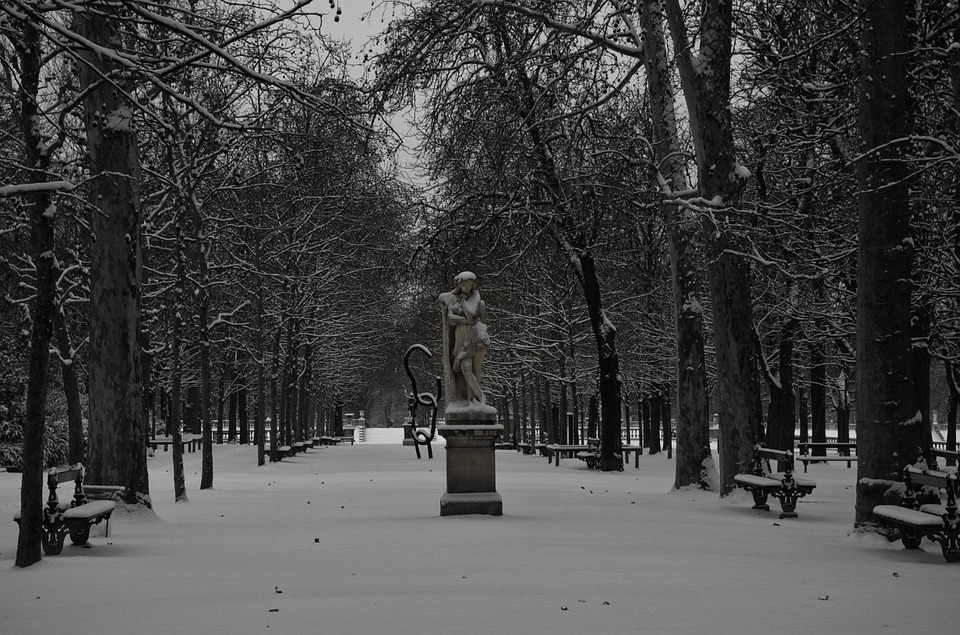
[439,271,491,411]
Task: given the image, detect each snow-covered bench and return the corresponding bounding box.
[545,443,592,468]
[14,464,118,555]
[873,466,959,562]
[574,438,602,469]
[622,444,643,468]
[733,444,816,519]
[796,442,857,472]
[266,444,293,459]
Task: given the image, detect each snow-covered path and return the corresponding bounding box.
[0,441,954,634]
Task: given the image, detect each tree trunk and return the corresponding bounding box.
[185,385,200,434]
[228,384,238,443]
[270,327,282,461]
[665,0,763,493]
[198,245,213,489]
[578,252,622,470]
[649,391,662,455]
[238,375,249,445]
[797,386,809,445]
[53,302,85,465]
[217,352,229,444]
[15,21,56,567]
[169,221,188,502]
[519,367,528,442]
[299,345,312,442]
[76,7,148,506]
[764,319,798,464]
[635,391,644,453]
[911,301,932,463]
[641,0,713,490]
[588,394,598,440]
[810,343,827,455]
[662,384,673,459]
[855,0,919,527]
[623,399,630,445]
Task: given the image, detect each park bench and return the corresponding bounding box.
[517,442,534,455]
[733,444,816,519]
[873,466,959,562]
[14,464,119,555]
[148,435,199,453]
[265,444,293,459]
[622,444,643,468]
[796,442,857,472]
[929,447,958,468]
[574,438,602,469]
[544,443,585,467]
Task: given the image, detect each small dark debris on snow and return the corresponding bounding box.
[275,586,282,594]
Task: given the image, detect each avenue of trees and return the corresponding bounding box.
[1,0,958,567]
[370,0,959,516]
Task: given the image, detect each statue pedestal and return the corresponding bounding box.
[401,423,416,446]
[438,418,503,517]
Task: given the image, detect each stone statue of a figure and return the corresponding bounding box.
[439,271,490,410]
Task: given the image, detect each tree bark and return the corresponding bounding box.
[854,0,919,527]
[256,287,266,465]
[640,0,713,489]
[76,6,149,506]
[53,299,85,465]
[664,0,763,493]
[578,252,623,470]
[15,21,56,567]
[170,223,188,502]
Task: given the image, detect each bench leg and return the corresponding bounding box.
[773,489,804,519]
[749,489,771,512]
[932,528,960,562]
[900,529,922,550]
[42,524,68,555]
[69,524,90,546]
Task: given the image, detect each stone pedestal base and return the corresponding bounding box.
[401,423,415,446]
[438,422,503,516]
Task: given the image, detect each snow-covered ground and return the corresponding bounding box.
[0,436,954,634]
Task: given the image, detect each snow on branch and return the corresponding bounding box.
[0,180,76,197]
[470,0,645,59]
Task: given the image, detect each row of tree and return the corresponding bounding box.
[1,0,417,567]
[2,0,959,567]
[370,0,960,530]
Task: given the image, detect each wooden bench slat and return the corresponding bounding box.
[873,504,944,527]
[61,501,115,520]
